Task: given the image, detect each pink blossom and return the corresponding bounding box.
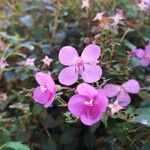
[93,12,105,21]
[68,83,108,126]
[103,79,140,107]
[137,0,150,12]
[132,44,150,67]
[41,55,53,66]
[109,9,124,29]
[0,93,7,101]
[33,72,56,108]
[108,100,124,115]
[0,59,9,69]
[81,0,90,9]
[25,58,36,66]
[58,44,102,85]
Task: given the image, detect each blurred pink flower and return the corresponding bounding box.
[81,0,90,8]
[68,83,108,126]
[131,44,150,67]
[108,100,124,115]
[0,59,9,69]
[58,44,102,85]
[109,9,124,29]
[0,40,7,51]
[0,93,7,101]
[103,79,140,107]
[93,12,105,21]
[33,72,56,108]
[25,58,36,66]
[41,55,53,66]
[137,0,150,12]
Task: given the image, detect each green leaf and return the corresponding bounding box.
[12,52,26,58]
[141,142,150,150]
[0,141,30,150]
[132,114,150,126]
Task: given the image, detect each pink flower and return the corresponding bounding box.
[0,59,9,69]
[108,100,124,115]
[93,12,105,21]
[131,48,145,59]
[33,72,56,108]
[103,79,140,107]
[68,83,108,126]
[137,0,150,12]
[132,44,150,67]
[0,93,7,101]
[41,55,53,66]
[25,58,36,66]
[109,9,124,29]
[58,44,102,85]
[81,0,90,9]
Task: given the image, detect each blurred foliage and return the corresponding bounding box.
[0,0,150,150]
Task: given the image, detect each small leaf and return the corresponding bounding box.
[1,141,30,150]
[20,15,33,27]
[132,114,150,126]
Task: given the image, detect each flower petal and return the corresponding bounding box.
[96,89,109,112]
[68,94,87,117]
[35,72,48,85]
[136,49,145,58]
[46,72,56,91]
[58,46,78,65]
[103,84,120,97]
[145,44,150,55]
[44,94,55,108]
[80,106,102,126]
[81,44,101,63]
[122,79,140,94]
[58,66,78,85]
[33,86,52,105]
[81,64,102,83]
[116,91,131,107]
[77,83,98,98]
[140,58,149,67]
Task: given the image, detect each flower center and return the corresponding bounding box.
[40,86,48,93]
[74,57,84,74]
[84,99,94,106]
[117,86,124,92]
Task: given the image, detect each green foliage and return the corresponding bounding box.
[0,141,30,150]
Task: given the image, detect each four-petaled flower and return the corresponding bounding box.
[81,0,90,9]
[25,58,36,66]
[103,79,140,107]
[93,12,105,21]
[108,100,124,115]
[41,55,53,66]
[131,44,150,67]
[109,9,124,29]
[33,72,56,108]
[68,83,108,126]
[137,0,150,12]
[58,44,102,85]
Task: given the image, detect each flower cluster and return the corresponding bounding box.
[33,44,141,126]
[93,9,125,30]
[131,44,150,67]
